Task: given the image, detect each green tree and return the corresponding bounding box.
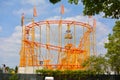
[49,0,120,19]
[82,55,109,74]
[5,66,15,74]
[82,0,120,19]
[9,74,18,80]
[49,0,61,4]
[105,21,120,74]
[49,0,80,5]
[49,0,79,4]
[15,66,18,73]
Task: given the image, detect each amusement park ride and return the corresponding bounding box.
[18,5,96,73]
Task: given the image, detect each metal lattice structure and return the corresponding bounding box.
[19,15,96,71]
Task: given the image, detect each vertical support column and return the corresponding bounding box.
[73,23,77,67]
[46,21,50,68]
[30,19,35,66]
[25,18,36,74]
[20,14,26,67]
[86,31,90,58]
[93,19,97,56]
[58,20,62,65]
[20,25,26,67]
[74,23,76,47]
[39,26,42,64]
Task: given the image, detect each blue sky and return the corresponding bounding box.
[0,0,116,68]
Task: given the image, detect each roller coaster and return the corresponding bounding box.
[18,7,96,73]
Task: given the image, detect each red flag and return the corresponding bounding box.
[61,5,64,15]
[88,15,92,18]
[33,6,37,17]
[93,19,96,28]
[21,13,24,26]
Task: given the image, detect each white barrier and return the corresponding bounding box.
[45,77,54,80]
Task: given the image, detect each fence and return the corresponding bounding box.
[0,73,120,80]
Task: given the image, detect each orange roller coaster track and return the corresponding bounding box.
[19,17,96,70]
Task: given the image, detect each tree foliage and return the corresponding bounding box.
[49,0,61,4]
[105,21,120,74]
[9,74,18,80]
[82,0,120,19]
[36,69,94,79]
[15,66,18,73]
[49,0,120,19]
[49,0,79,5]
[82,55,109,74]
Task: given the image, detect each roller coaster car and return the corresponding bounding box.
[65,43,73,50]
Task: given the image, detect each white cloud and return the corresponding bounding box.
[13,8,33,16]
[97,37,109,55]
[47,16,60,20]
[95,20,111,55]
[40,15,110,55]
[98,37,108,47]
[0,26,22,67]
[21,0,46,6]
[0,26,2,32]
[13,7,48,17]
[0,14,111,67]
[53,6,70,14]
[13,2,49,16]
[64,15,110,55]
[1,1,14,7]
[96,21,110,37]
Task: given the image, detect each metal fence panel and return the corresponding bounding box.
[0,73,120,80]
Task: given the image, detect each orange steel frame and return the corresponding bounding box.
[19,17,96,70]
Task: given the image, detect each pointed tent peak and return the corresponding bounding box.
[22,13,25,16]
[33,6,37,17]
[21,13,25,19]
[60,4,64,15]
[88,15,92,18]
[21,13,25,26]
[93,18,96,28]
